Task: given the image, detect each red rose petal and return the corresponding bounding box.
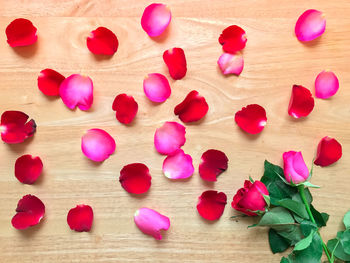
[1,111,36,144]
[119,163,152,194]
[67,204,93,232]
[162,149,194,179]
[235,104,267,134]
[174,90,209,123]
[197,190,227,221]
[143,73,171,103]
[15,154,43,184]
[86,27,119,56]
[6,18,37,47]
[217,52,244,76]
[163,47,187,80]
[295,9,326,42]
[112,94,138,124]
[314,136,342,167]
[199,149,228,182]
[154,121,186,155]
[141,3,171,37]
[38,69,65,96]
[288,85,314,118]
[218,25,247,54]
[315,70,339,99]
[11,195,45,230]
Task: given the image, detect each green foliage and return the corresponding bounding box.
[269,228,291,254]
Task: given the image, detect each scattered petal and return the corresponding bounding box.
[6,18,37,47]
[295,9,326,42]
[197,190,227,220]
[217,52,244,76]
[199,149,228,182]
[81,128,116,162]
[314,136,342,167]
[218,25,247,53]
[0,111,36,144]
[59,74,93,111]
[67,204,93,232]
[162,149,194,179]
[154,121,186,155]
[163,47,187,80]
[38,69,65,96]
[141,3,171,37]
[119,163,152,194]
[134,207,170,240]
[315,70,339,99]
[235,104,267,134]
[15,154,43,184]
[11,195,45,230]
[86,27,119,55]
[143,73,171,102]
[288,85,314,118]
[112,94,138,124]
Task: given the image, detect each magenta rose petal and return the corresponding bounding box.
[197,190,227,221]
[11,195,45,230]
[314,136,342,167]
[119,163,152,194]
[38,69,65,96]
[67,204,93,232]
[315,70,339,99]
[235,104,267,134]
[6,18,37,47]
[141,3,171,37]
[134,207,170,240]
[87,27,119,56]
[154,121,186,155]
[143,73,171,103]
[217,52,244,76]
[15,154,43,184]
[81,128,116,162]
[283,151,309,184]
[288,85,314,118]
[295,9,326,42]
[218,25,247,54]
[199,149,228,182]
[163,47,187,80]
[162,149,194,180]
[112,94,138,124]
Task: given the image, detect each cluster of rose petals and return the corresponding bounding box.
[81,128,116,162]
[12,195,45,229]
[314,136,342,167]
[141,3,171,37]
[197,190,227,221]
[143,73,171,103]
[163,149,194,179]
[283,151,309,184]
[112,94,138,124]
[295,9,326,42]
[119,163,152,194]
[315,70,339,99]
[199,149,228,182]
[288,85,314,118]
[163,48,187,80]
[87,27,119,55]
[38,69,65,96]
[1,111,36,144]
[217,52,244,76]
[6,18,37,47]
[15,154,43,184]
[235,104,267,134]
[219,25,247,54]
[67,204,93,232]
[154,121,186,155]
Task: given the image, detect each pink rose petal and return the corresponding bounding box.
[197,190,227,221]
[15,154,43,184]
[217,52,244,76]
[235,104,267,134]
[154,121,186,155]
[295,9,326,42]
[67,204,93,232]
[162,149,194,179]
[315,70,339,99]
[314,136,342,167]
[288,85,314,118]
[143,73,171,103]
[141,3,171,37]
[199,149,228,182]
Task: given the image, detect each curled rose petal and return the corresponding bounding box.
[67,204,93,232]
[314,136,342,167]
[315,70,339,99]
[81,128,116,162]
[112,94,138,124]
[174,90,209,123]
[154,121,186,155]
[217,52,244,76]
[288,85,314,118]
[163,47,187,80]
[218,25,247,53]
[199,149,228,182]
[87,27,119,55]
[59,74,93,111]
[38,69,65,96]
[15,154,43,184]
[197,190,227,221]
[143,73,171,103]
[134,207,170,240]
[1,111,36,144]
[119,163,152,194]
[295,9,326,42]
[141,3,171,37]
[11,195,45,230]
[235,104,267,134]
[162,149,194,179]
[6,18,37,47]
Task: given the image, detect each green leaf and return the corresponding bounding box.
[258,207,295,227]
[310,204,329,227]
[293,230,315,251]
[278,225,304,245]
[288,234,323,263]
[302,181,320,188]
[328,235,350,261]
[263,194,271,208]
[278,199,309,219]
[292,188,313,204]
[343,210,350,229]
[268,228,291,254]
[340,229,350,254]
[300,221,317,236]
[280,257,291,263]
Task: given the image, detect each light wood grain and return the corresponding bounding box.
[0,1,349,262]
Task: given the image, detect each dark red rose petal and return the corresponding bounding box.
[112,94,138,124]
[6,18,37,47]
[235,104,267,134]
[288,85,314,118]
[314,136,342,167]
[38,69,65,96]
[199,149,228,182]
[163,47,187,80]
[218,25,247,54]
[197,190,227,221]
[11,194,45,230]
[86,27,119,55]
[1,111,36,144]
[119,163,152,194]
[174,90,209,123]
[67,204,93,232]
[15,154,43,184]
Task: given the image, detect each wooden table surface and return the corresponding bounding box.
[0,0,349,262]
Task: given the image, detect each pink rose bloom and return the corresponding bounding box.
[283,151,309,184]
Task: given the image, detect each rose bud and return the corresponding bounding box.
[231,180,269,216]
[283,151,309,184]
